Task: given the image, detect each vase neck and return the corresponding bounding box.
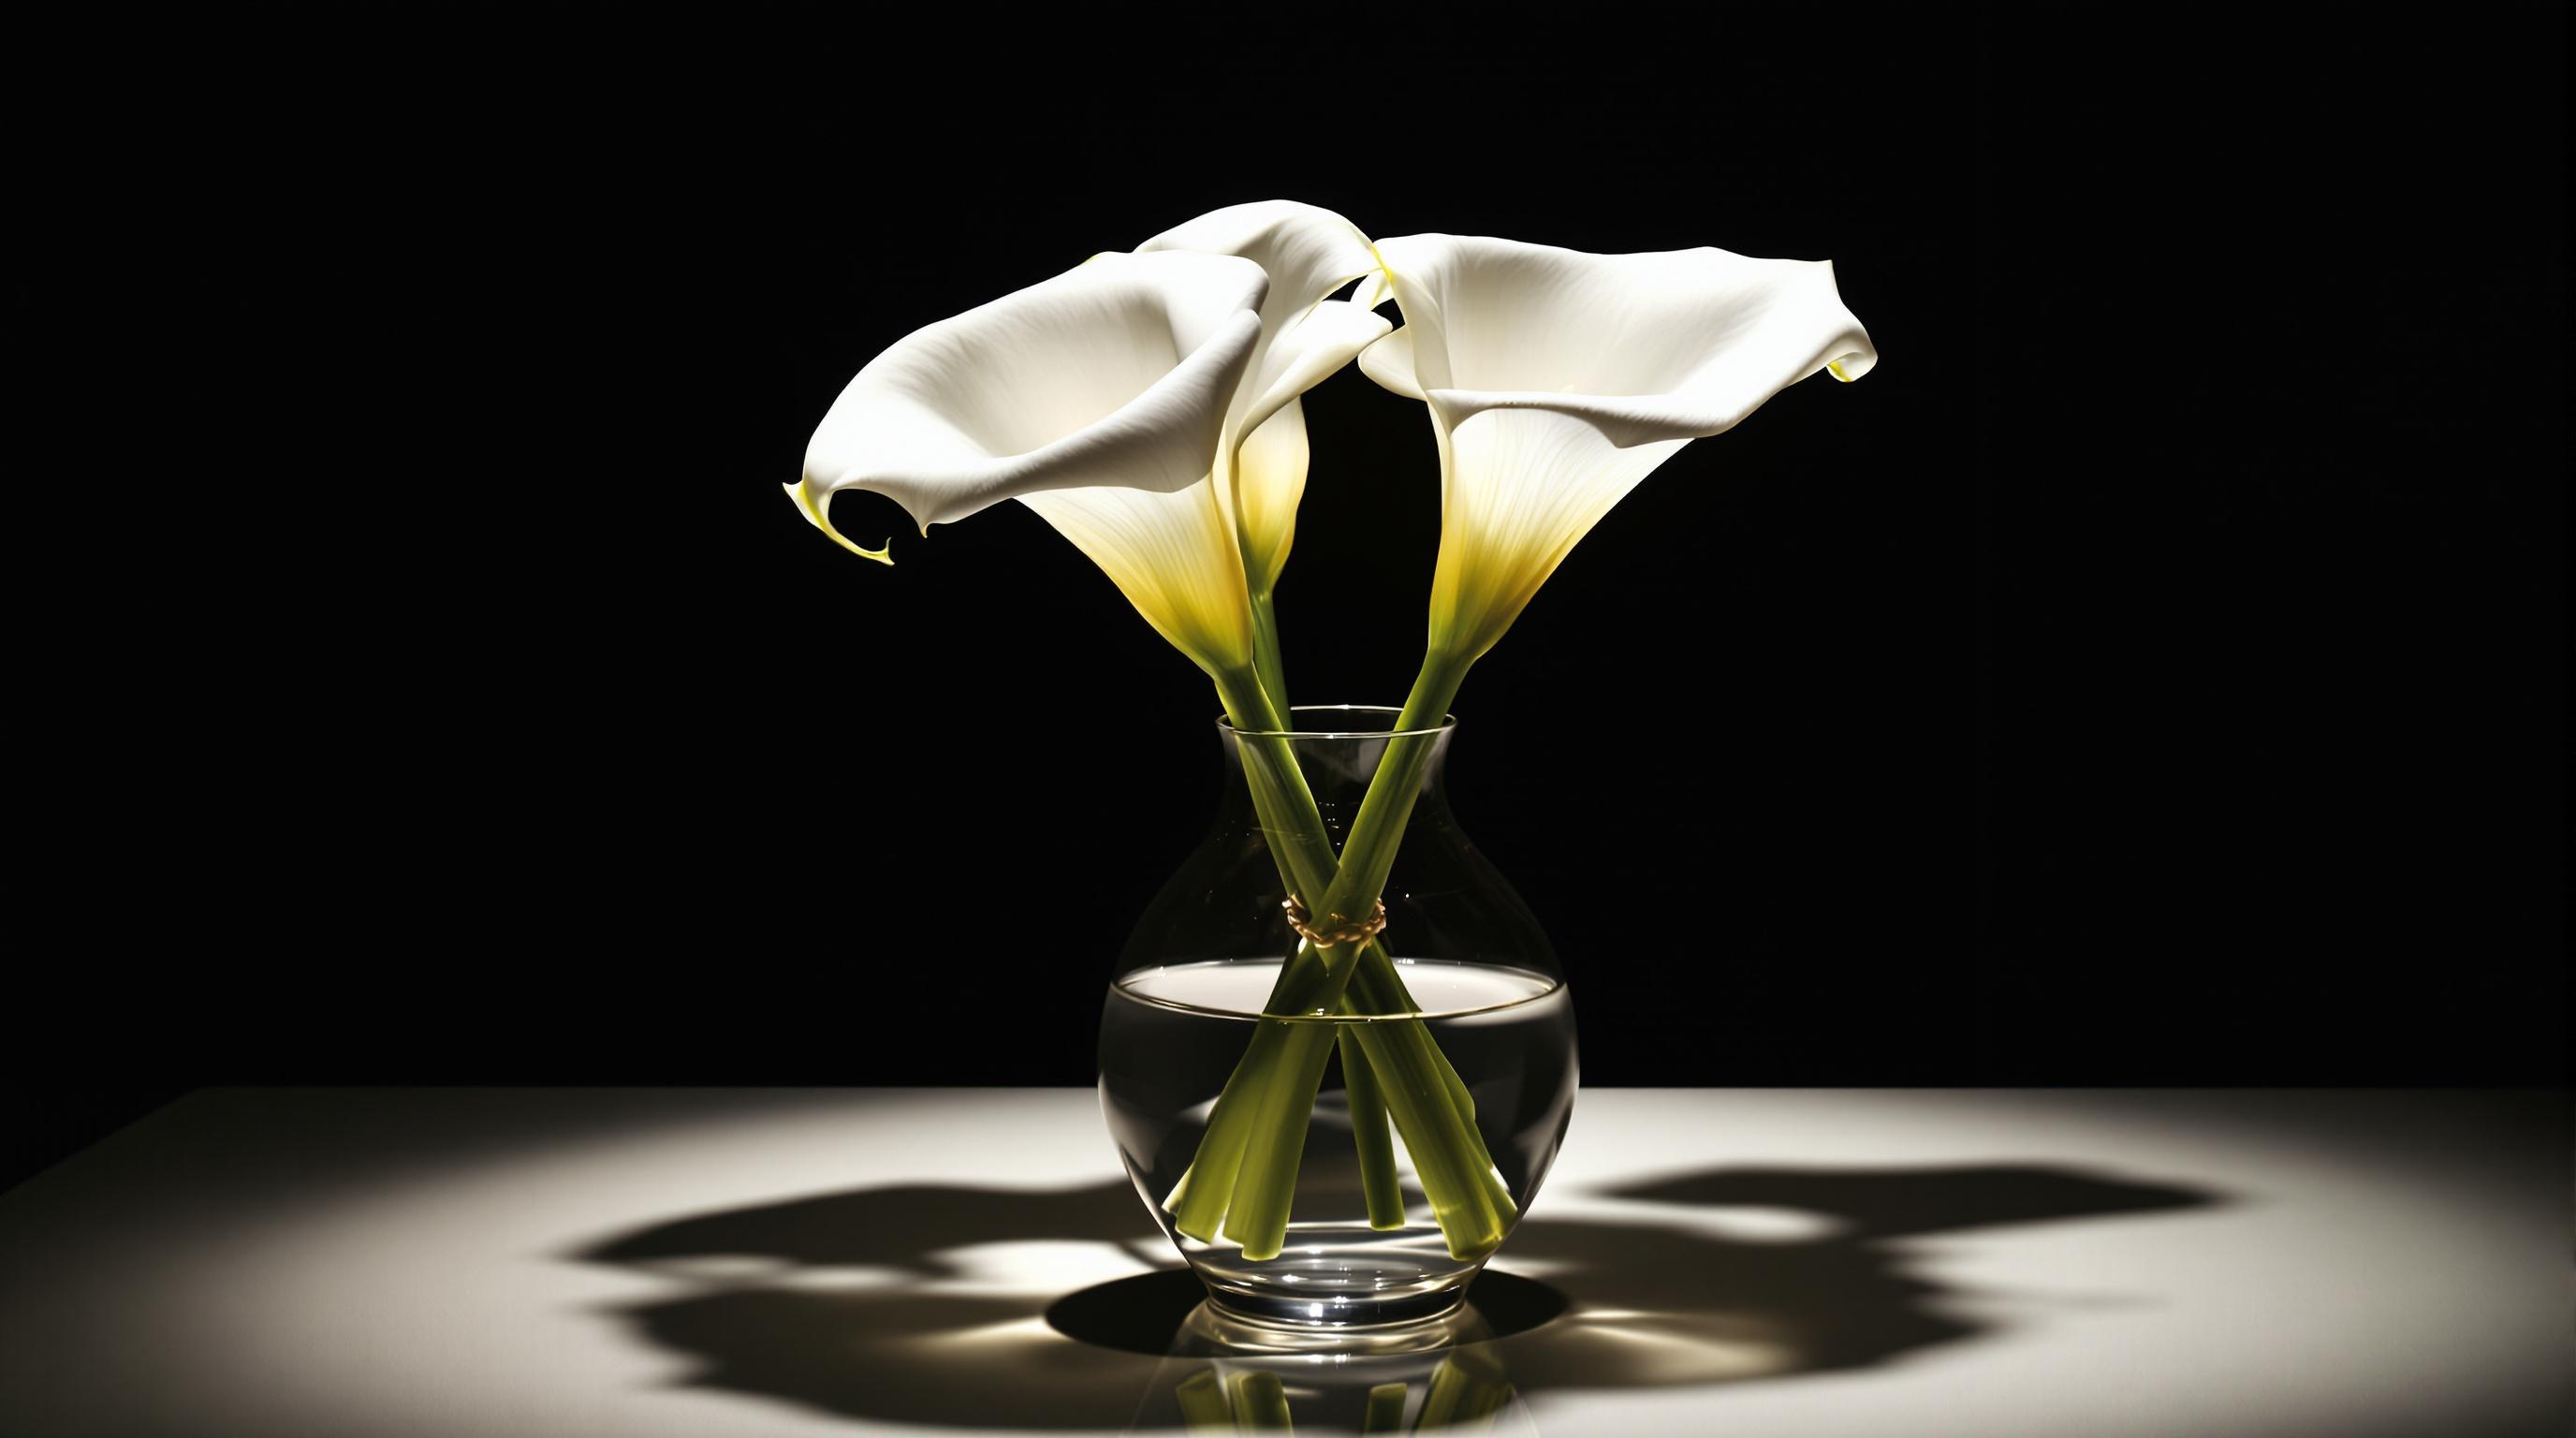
[1214,712,1456,839]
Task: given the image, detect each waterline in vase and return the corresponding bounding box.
[1117,958,1562,1023]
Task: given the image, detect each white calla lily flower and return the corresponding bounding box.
[1137,202,1389,594]
[1355,235,1878,666]
[788,250,1270,676]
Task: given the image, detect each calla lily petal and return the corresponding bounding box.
[1134,203,1384,593]
[1232,397,1313,592]
[1018,480,1254,677]
[1368,234,1876,447]
[789,249,1275,678]
[792,250,1267,539]
[1349,262,1396,314]
[1361,233,1877,663]
[1137,201,1381,383]
[1226,301,1388,593]
[1432,412,1690,663]
[788,473,891,563]
[1238,299,1392,445]
[1355,324,1424,400]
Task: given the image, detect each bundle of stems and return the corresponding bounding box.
[1178,633,1515,1263]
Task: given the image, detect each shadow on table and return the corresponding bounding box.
[569,1163,2224,1431]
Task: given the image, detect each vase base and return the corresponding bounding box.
[1192,1285,1473,1353]
[1200,1278,1470,1334]
[1177,1220,1495,1340]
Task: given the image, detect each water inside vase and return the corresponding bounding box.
[1100,958,1577,1325]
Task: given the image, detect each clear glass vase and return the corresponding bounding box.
[1099,706,1578,1330]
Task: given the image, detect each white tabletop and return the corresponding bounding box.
[0,1087,2564,1436]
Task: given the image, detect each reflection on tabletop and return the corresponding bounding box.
[1137,1302,1531,1433]
[573,1163,2220,1433]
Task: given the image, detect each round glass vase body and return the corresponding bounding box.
[1099,707,1577,1330]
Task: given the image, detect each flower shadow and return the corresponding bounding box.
[568,1164,2224,1431]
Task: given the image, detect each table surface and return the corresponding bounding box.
[1,1087,2565,1437]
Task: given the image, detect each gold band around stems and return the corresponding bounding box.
[1281,895,1388,949]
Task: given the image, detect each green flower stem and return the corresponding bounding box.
[1345,1017,1512,1259]
[1362,1382,1409,1434]
[1219,1020,1341,1258]
[1348,1016,1515,1255]
[1164,940,1445,1243]
[1228,1371,1294,1431]
[1225,593,1494,1257]
[1178,968,1501,1257]
[1173,1371,1231,1431]
[1159,1006,1288,1233]
[1420,1349,1516,1430]
[1213,675,1338,900]
[1310,654,1471,927]
[1164,1016,1325,1248]
[1352,946,1474,1121]
[1248,584,1290,722]
[1338,1025,1405,1229]
[1164,673,1361,1245]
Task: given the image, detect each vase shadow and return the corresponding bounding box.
[567,1163,2224,1432]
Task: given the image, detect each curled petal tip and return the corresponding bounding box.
[1824,341,1879,383]
[827,525,895,565]
[785,478,893,565]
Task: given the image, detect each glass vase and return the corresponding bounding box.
[1099,706,1577,1330]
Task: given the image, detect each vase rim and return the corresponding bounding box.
[1216,704,1458,741]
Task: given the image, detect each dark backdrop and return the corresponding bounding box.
[9,6,2564,1191]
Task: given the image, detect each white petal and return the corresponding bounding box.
[786,473,891,564]
[1136,201,1379,375]
[1136,204,1385,589]
[792,251,1267,538]
[1018,479,1253,675]
[1356,326,1425,400]
[1349,263,1396,314]
[1221,301,1386,592]
[1367,234,1876,448]
[1364,232,1877,664]
[1233,398,1311,591]
[1429,408,1687,662]
[1236,299,1392,457]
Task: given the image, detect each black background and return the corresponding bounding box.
[8,6,2564,1191]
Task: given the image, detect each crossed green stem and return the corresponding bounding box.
[1172,653,1516,1262]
